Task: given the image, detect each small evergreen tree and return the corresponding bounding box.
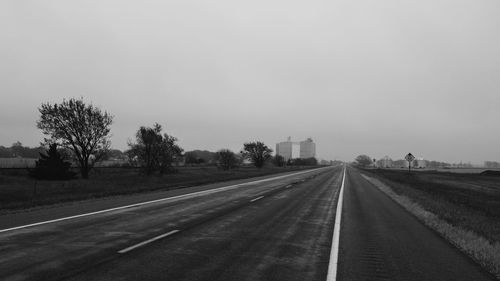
[30,144,76,180]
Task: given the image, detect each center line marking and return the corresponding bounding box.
[250,196,264,202]
[326,164,346,281]
[118,229,180,254]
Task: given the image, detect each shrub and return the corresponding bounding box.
[30,144,77,180]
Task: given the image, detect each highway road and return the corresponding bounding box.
[0,165,496,281]
[0,166,341,281]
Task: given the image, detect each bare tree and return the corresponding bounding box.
[241,141,273,168]
[215,149,238,170]
[37,98,113,178]
[127,123,183,175]
[157,132,184,174]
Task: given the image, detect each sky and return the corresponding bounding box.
[1,0,499,164]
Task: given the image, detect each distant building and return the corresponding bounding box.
[276,137,316,160]
[299,138,316,159]
[377,156,393,168]
[276,137,293,161]
[415,157,426,168]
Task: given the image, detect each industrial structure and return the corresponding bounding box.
[377,156,393,168]
[414,157,427,168]
[276,137,294,161]
[299,138,316,159]
[276,137,316,161]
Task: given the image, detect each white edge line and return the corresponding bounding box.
[118,229,180,254]
[326,164,346,281]
[0,167,330,234]
[250,196,265,202]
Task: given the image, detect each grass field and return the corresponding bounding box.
[0,166,317,211]
[361,168,500,278]
[387,167,500,174]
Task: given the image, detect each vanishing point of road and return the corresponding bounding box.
[0,165,495,280]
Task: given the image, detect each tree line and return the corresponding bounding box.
[353,154,478,169]
[23,98,318,180]
[0,142,45,158]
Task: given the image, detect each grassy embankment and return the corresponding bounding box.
[0,166,317,211]
[361,168,500,279]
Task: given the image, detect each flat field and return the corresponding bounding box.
[0,166,316,211]
[362,168,500,277]
[364,169,500,243]
[436,168,500,174]
[389,167,500,174]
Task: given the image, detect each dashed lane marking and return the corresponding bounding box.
[250,196,264,202]
[118,229,180,254]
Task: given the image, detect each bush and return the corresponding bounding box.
[30,144,76,180]
[215,149,239,170]
[273,155,286,167]
[288,157,318,166]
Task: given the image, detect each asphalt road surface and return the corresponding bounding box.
[1,165,496,281]
[0,166,341,281]
[337,166,495,281]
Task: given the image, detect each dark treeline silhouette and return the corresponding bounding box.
[0,142,45,158]
[184,150,216,165]
[484,161,500,168]
[287,157,318,166]
[0,143,128,162]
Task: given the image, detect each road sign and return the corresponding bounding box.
[405,153,415,173]
[405,153,415,163]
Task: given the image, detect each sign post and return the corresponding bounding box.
[405,153,415,173]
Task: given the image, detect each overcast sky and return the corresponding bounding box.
[1,1,499,163]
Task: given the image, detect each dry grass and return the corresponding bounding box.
[361,172,500,279]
